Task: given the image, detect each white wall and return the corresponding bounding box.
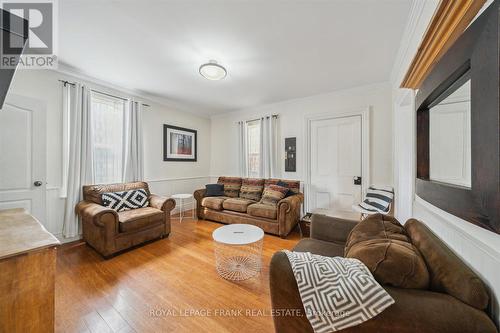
[210,82,394,189]
[391,0,500,326]
[7,69,211,239]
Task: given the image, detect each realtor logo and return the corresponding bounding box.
[0,0,57,68]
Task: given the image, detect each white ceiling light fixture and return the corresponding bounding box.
[199,60,227,81]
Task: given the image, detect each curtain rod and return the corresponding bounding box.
[236,114,279,124]
[58,79,150,107]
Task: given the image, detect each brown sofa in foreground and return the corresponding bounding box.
[270,214,498,333]
[194,177,303,237]
[76,181,175,258]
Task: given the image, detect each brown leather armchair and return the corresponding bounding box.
[75,181,175,258]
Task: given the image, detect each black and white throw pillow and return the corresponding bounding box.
[102,189,149,212]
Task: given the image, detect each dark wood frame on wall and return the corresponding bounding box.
[163,124,198,162]
[415,1,500,234]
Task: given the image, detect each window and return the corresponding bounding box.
[90,91,126,184]
[247,120,260,177]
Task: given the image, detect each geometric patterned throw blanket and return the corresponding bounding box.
[283,250,395,333]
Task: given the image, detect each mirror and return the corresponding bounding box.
[429,79,471,188]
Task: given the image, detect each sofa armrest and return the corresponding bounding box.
[193,188,206,201]
[278,193,303,214]
[193,189,206,219]
[270,251,313,332]
[277,193,303,237]
[310,214,357,244]
[149,194,176,212]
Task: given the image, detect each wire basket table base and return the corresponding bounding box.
[214,239,263,281]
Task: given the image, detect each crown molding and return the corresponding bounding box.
[390,0,430,88]
[400,0,486,89]
[211,81,390,119]
[52,61,212,119]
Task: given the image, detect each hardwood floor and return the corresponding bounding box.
[55,215,301,333]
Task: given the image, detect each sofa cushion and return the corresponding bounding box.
[348,287,498,333]
[247,203,278,219]
[201,196,229,211]
[222,198,256,213]
[346,238,430,289]
[118,207,164,233]
[293,238,345,257]
[260,185,289,206]
[265,179,300,194]
[205,184,225,196]
[345,214,409,253]
[405,219,489,310]
[217,177,242,198]
[344,214,430,289]
[239,178,265,201]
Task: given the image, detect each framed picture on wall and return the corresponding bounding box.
[163,124,197,162]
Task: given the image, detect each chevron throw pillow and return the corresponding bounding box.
[283,250,394,332]
[102,189,149,212]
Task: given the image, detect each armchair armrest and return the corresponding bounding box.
[75,200,118,229]
[277,193,304,237]
[76,200,118,257]
[310,214,358,244]
[149,194,176,212]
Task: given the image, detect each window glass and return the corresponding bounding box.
[247,120,260,178]
[90,92,126,184]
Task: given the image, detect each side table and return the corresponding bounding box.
[171,193,195,222]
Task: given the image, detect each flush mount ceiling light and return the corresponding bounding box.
[199,60,227,81]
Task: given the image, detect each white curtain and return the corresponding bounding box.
[237,120,248,177]
[259,115,280,178]
[62,83,93,238]
[123,100,144,182]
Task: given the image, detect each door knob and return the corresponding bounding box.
[33,181,43,187]
[353,176,362,185]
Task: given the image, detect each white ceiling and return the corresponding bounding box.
[59,0,412,115]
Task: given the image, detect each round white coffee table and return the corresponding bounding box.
[212,224,264,281]
[171,193,195,222]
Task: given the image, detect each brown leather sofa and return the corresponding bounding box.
[270,214,498,333]
[76,181,175,258]
[194,177,303,237]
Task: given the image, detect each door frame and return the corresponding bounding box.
[393,89,415,222]
[304,107,370,213]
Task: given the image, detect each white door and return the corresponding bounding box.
[0,94,46,221]
[309,115,362,211]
